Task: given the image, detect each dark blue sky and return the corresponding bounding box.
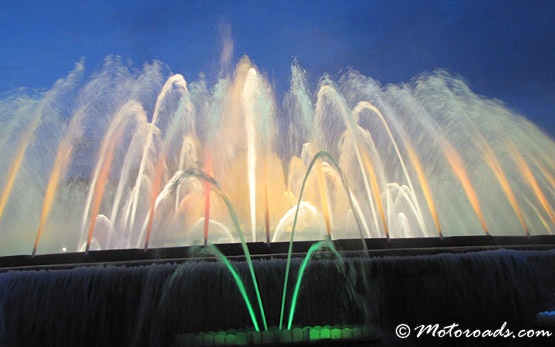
[0,0,553,136]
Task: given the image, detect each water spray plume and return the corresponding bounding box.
[207,244,261,331]
[315,85,385,237]
[353,101,430,237]
[0,118,39,223]
[108,118,149,224]
[33,112,83,256]
[85,140,117,253]
[243,67,260,243]
[404,144,442,237]
[534,159,555,192]
[182,169,269,330]
[144,155,166,251]
[481,143,529,236]
[316,162,332,237]
[204,151,213,246]
[33,152,70,255]
[264,155,271,245]
[286,240,343,329]
[360,150,389,237]
[279,151,368,330]
[442,143,489,235]
[82,101,146,252]
[127,74,187,236]
[0,58,551,257]
[510,145,555,229]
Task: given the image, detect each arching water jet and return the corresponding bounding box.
[442,143,489,235]
[315,84,387,237]
[126,74,188,237]
[79,100,146,252]
[0,118,40,224]
[32,111,84,256]
[352,101,429,236]
[510,144,555,230]
[0,60,551,256]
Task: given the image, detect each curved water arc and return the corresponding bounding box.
[279,150,368,330]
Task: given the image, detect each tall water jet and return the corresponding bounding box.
[481,141,529,235]
[510,144,555,230]
[316,161,332,237]
[315,83,387,238]
[403,144,442,236]
[108,121,151,232]
[388,80,490,236]
[0,57,551,256]
[409,72,529,236]
[352,101,428,236]
[1,53,555,347]
[203,150,213,246]
[243,68,260,243]
[241,65,276,242]
[0,118,39,223]
[144,78,195,250]
[442,143,489,235]
[285,240,344,330]
[32,111,84,256]
[126,74,188,238]
[534,160,555,192]
[79,100,145,252]
[277,150,368,330]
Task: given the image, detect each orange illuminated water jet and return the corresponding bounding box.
[33,139,76,256]
[204,151,213,246]
[264,155,271,245]
[144,154,166,251]
[534,159,555,192]
[481,144,528,236]
[316,162,332,237]
[510,146,555,230]
[1,60,552,258]
[85,140,117,253]
[361,150,389,238]
[0,119,39,223]
[443,144,489,235]
[404,145,442,237]
[353,102,430,236]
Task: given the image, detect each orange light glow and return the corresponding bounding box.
[443,144,489,235]
[405,144,442,237]
[511,146,555,231]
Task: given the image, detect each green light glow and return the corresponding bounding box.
[181,169,268,331]
[286,241,343,329]
[207,244,260,331]
[175,325,374,346]
[309,328,320,341]
[279,151,368,329]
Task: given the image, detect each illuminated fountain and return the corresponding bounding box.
[0,56,554,345]
[0,57,553,256]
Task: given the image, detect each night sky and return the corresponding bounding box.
[0,0,553,136]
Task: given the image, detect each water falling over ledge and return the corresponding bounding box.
[1,245,554,346]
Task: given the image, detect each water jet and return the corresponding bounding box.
[0,58,554,346]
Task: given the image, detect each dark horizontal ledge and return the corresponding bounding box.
[1,235,555,271]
